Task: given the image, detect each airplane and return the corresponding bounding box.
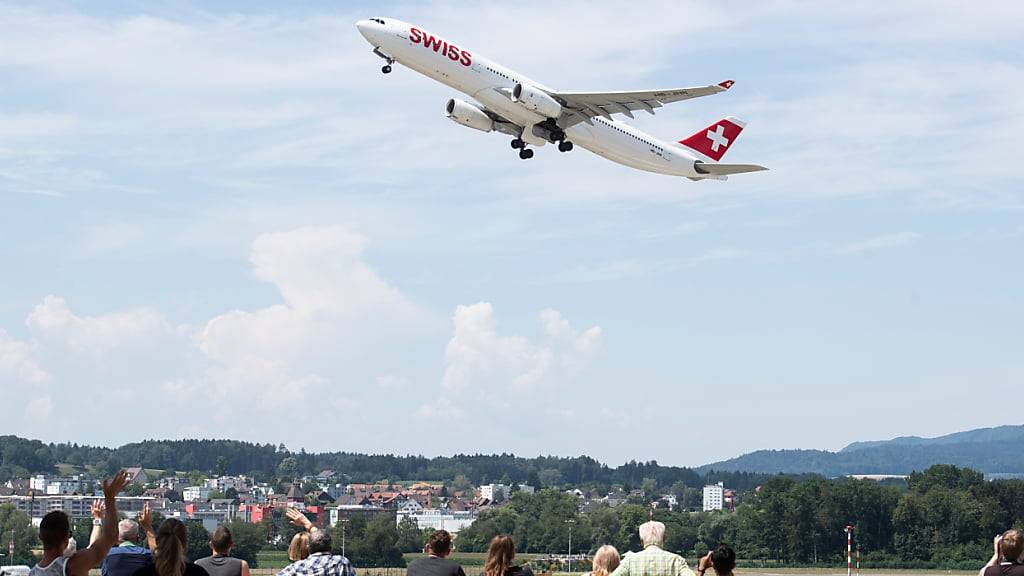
[355,17,767,180]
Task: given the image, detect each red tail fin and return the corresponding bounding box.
[678,116,746,161]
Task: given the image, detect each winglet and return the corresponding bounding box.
[718,80,735,90]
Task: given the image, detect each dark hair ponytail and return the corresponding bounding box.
[154,518,188,576]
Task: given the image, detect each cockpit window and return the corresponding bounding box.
[370,18,385,25]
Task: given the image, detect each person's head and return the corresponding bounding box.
[119,519,141,543]
[288,532,310,562]
[39,511,71,554]
[591,545,620,576]
[1001,530,1024,562]
[210,526,234,556]
[154,518,188,576]
[638,521,665,548]
[710,545,736,575]
[427,530,453,557]
[309,528,333,555]
[484,536,516,576]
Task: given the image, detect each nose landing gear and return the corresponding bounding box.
[372,47,395,74]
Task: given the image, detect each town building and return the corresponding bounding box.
[479,484,511,502]
[183,486,212,502]
[0,495,165,522]
[400,509,475,533]
[703,482,724,511]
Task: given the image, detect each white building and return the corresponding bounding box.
[401,509,476,533]
[204,476,248,492]
[30,475,49,492]
[0,495,164,522]
[183,486,212,502]
[517,484,535,494]
[479,484,511,502]
[703,482,724,511]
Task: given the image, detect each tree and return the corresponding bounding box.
[215,456,228,477]
[186,520,211,561]
[396,515,427,553]
[277,457,298,481]
[538,469,563,489]
[223,520,264,567]
[165,489,183,503]
[349,515,405,567]
[0,504,39,564]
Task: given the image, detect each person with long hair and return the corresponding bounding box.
[586,546,620,576]
[484,536,532,576]
[288,532,310,563]
[132,519,209,576]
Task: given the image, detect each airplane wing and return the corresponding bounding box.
[554,80,735,126]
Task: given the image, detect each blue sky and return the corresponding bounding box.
[1,1,1021,467]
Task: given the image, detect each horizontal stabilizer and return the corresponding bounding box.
[693,163,768,176]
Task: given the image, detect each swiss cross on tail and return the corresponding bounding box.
[678,116,747,162]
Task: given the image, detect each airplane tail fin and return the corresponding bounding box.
[677,116,747,161]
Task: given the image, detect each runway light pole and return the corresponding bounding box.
[844,525,854,576]
[565,519,575,575]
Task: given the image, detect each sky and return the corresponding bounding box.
[1,1,1022,468]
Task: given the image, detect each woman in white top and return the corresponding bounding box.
[30,471,130,576]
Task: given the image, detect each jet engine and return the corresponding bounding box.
[511,83,562,119]
[445,99,494,132]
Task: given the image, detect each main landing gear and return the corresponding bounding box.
[511,138,534,160]
[548,129,573,153]
[382,64,392,74]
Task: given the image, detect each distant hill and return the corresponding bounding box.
[698,425,1024,476]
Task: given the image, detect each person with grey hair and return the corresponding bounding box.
[90,502,157,576]
[277,507,355,576]
[609,521,694,576]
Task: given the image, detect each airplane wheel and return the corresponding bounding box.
[511,138,525,149]
[519,148,534,160]
[552,130,566,142]
[558,141,574,152]
[382,65,392,74]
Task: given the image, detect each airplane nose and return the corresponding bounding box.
[355,19,370,36]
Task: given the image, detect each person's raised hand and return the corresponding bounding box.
[285,507,313,530]
[698,552,713,573]
[995,534,1004,558]
[103,470,130,500]
[139,503,153,531]
[91,499,105,520]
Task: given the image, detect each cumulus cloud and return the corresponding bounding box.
[1,226,604,453]
[441,302,601,393]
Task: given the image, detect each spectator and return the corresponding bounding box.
[484,536,532,576]
[980,531,1024,576]
[696,545,735,576]
[196,527,250,576]
[586,546,619,576]
[133,519,209,576]
[288,533,310,562]
[277,508,355,576]
[30,470,130,576]
[408,530,465,576]
[91,501,158,576]
[609,522,693,576]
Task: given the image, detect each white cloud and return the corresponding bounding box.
[836,231,922,255]
[441,302,600,393]
[0,328,49,384]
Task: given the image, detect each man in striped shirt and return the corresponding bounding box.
[277,508,356,576]
[610,521,694,576]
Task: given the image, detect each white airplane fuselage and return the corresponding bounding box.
[356,18,714,178]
